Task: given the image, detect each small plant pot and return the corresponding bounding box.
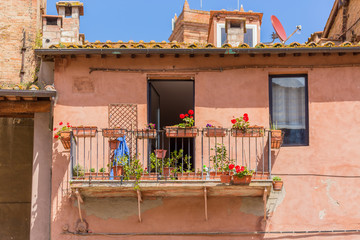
[204,128,227,138]
[209,172,222,179]
[112,166,124,178]
[163,167,175,176]
[154,149,167,159]
[136,129,157,139]
[85,172,110,180]
[73,126,97,137]
[232,175,252,185]
[177,172,200,180]
[102,128,126,138]
[165,126,198,138]
[231,126,265,137]
[220,174,231,183]
[141,173,158,180]
[59,131,71,149]
[109,140,120,150]
[273,181,283,191]
[271,130,283,149]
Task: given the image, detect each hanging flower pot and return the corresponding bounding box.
[136,129,157,139]
[204,127,227,138]
[271,130,283,149]
[73,126,97,137]
[102,128,126,138]
[231,126,265,137]
[154,149,167,159]
[59,131,71,149]
[165,126,198,138]
[109,139,120,150]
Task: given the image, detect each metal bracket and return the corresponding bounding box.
[263,188,268,221]
[137,189,142,222]
[204,187,208,221]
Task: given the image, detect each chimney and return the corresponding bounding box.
[225,17,246,46]
[42,1,84,47]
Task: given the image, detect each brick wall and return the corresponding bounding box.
[0,0,45,84]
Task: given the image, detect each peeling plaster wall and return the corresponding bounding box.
[51,54,360,239]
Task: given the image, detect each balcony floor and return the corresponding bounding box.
[71,180,272,198]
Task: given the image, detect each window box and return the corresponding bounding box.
[204,127,227,138]
[165,126,198,138]
[73,126,97,137]
[135,129,157,139]
[102,128,126,138]
[231,126,265,137]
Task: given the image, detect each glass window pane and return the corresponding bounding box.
[221,27,227,46]
[271,76,307,145]
[244,28,253,47]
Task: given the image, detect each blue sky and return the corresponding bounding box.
[47,0,334,44]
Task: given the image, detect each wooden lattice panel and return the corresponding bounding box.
[108,104,138,156]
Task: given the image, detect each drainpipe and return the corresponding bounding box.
[20,29,26,83]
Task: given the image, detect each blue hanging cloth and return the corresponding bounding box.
[110,136,130,180]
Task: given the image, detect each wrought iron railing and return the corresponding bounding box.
[69,127,277,181]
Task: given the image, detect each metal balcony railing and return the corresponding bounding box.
[69,128,276,181]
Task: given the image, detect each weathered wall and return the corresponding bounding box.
[0,0,46,84]
[51,53,360,239]
[0,118,34,240]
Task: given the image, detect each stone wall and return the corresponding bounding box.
[0,0,46,84]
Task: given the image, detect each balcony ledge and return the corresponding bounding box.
[71,180,272,198]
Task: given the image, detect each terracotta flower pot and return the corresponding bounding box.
[231,126,265,137]
[102,128,126,138]
[204,128,227,138]
[109,140,120,150]
[177,172,201,180]
[73,126,97,137]
[59,131,71,149]
[209,172,222,179]
[165,126,198,138]
[154,149,167,159]
[220,174,231,183]
[111,165,123,178]
[141,173,158,180]
[163,167,175,176]
[273,181,283,191]
[85,172,109,180]
[232,175,252,185]
[271,130,283,149]
[136,129,157,139]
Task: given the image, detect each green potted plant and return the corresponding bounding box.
[231,113,264,137]
[204,124,227,138]
[54,122,72,149]
[232,165,253,185]
[123,157,144,190]
[136,123,157,139]
[272,176,283,191]
[72,164,85,179]
[112,155,128,178]
[163,150,184,178]
[176,153,195,180]
[165,110,198,138]
[209,143,231,179]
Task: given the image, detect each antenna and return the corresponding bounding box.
[271,15,302,44]
[237,0,239,10]
[200,0,202,9]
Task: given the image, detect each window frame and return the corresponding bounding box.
[216,23,258,47]
[269,74,309,147]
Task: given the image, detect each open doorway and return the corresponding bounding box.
[148,80,195,170]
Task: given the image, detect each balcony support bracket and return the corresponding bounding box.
[204,187,208,221]
[75,189,84,223]
[263,188,268,221]
[137,189,142,223]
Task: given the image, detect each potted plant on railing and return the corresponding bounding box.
[72,126,98,137]
[270,121,283,149]
[232,165,253,185]
[204,124,227,138]
[165,110,198,138]
[102,127,126,138]
[111,155,128,179]
[176,154,196,180]
[272,176,283,191]
[220,164,234,183]
[54,122,72,149]
[210,143,232,179]
[231,113,264,137]
[162,150,183,178]
[123,157,144,190]
[72,164,85,179]
[136,123,157,139]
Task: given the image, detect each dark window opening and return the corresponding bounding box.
[269,75,309,146]
[46,18,58,26]
[65,7,72,17]
[230,22,241,28]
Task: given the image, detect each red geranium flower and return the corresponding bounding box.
[231,119,237,124]
[241,166,245,171]
[54,135,59,139]
[67,122,69,125]
[229,164,235,170]
[243,115,249,122]
[180,114,185,119]
[53,128,57,131]
[190,116,193,119]
[188,110,194,115]
[244,113,248,117]
[185,114,189,117]
[59,122,63,125]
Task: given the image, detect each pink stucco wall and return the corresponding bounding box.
[51,53,360,239]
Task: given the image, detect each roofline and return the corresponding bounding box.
[0,89,57,98]
[35,47,360,56]
[322,0,339,38]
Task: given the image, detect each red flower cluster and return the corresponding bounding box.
[179,109,194,119]
[243,113,249,122]
[229,164,235,170]
[235,165,245,173]
[231,119,236,124]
